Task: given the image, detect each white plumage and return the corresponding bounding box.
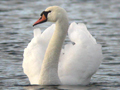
[22,6,103,85]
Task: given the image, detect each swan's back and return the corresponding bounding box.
[23,22,102,85]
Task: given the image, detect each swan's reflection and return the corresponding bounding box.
[23,85,102,90]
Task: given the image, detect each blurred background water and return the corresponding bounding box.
[0,0,120,90]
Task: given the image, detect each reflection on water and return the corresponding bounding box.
[0,0,120,90]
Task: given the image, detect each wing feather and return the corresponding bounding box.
[59,22,102,85]
[22,24,55,84]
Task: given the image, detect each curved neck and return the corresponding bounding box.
[39,18,69,85]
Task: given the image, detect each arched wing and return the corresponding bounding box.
[59,22,103,85]
[22,24,55,84]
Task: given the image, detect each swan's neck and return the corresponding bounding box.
[39,18,69,85]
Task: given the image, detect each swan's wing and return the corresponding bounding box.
[22,24,55,84]
[68,22,96,45]
[59,22,103,85]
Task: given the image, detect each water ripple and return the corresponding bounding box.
[0,0,120,89]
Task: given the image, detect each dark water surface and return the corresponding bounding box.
[0,0,120,90]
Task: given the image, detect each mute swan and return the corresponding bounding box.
[22,6,103,85]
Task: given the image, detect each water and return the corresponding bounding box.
[0,0,120,90]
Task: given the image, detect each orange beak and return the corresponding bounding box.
[33,14,47,26]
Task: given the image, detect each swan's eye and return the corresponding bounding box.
[40,11,51,16]
[47,10,51,13]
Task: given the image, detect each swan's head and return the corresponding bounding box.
[33,6,67,26]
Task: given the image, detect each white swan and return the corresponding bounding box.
[22,6,103,85]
